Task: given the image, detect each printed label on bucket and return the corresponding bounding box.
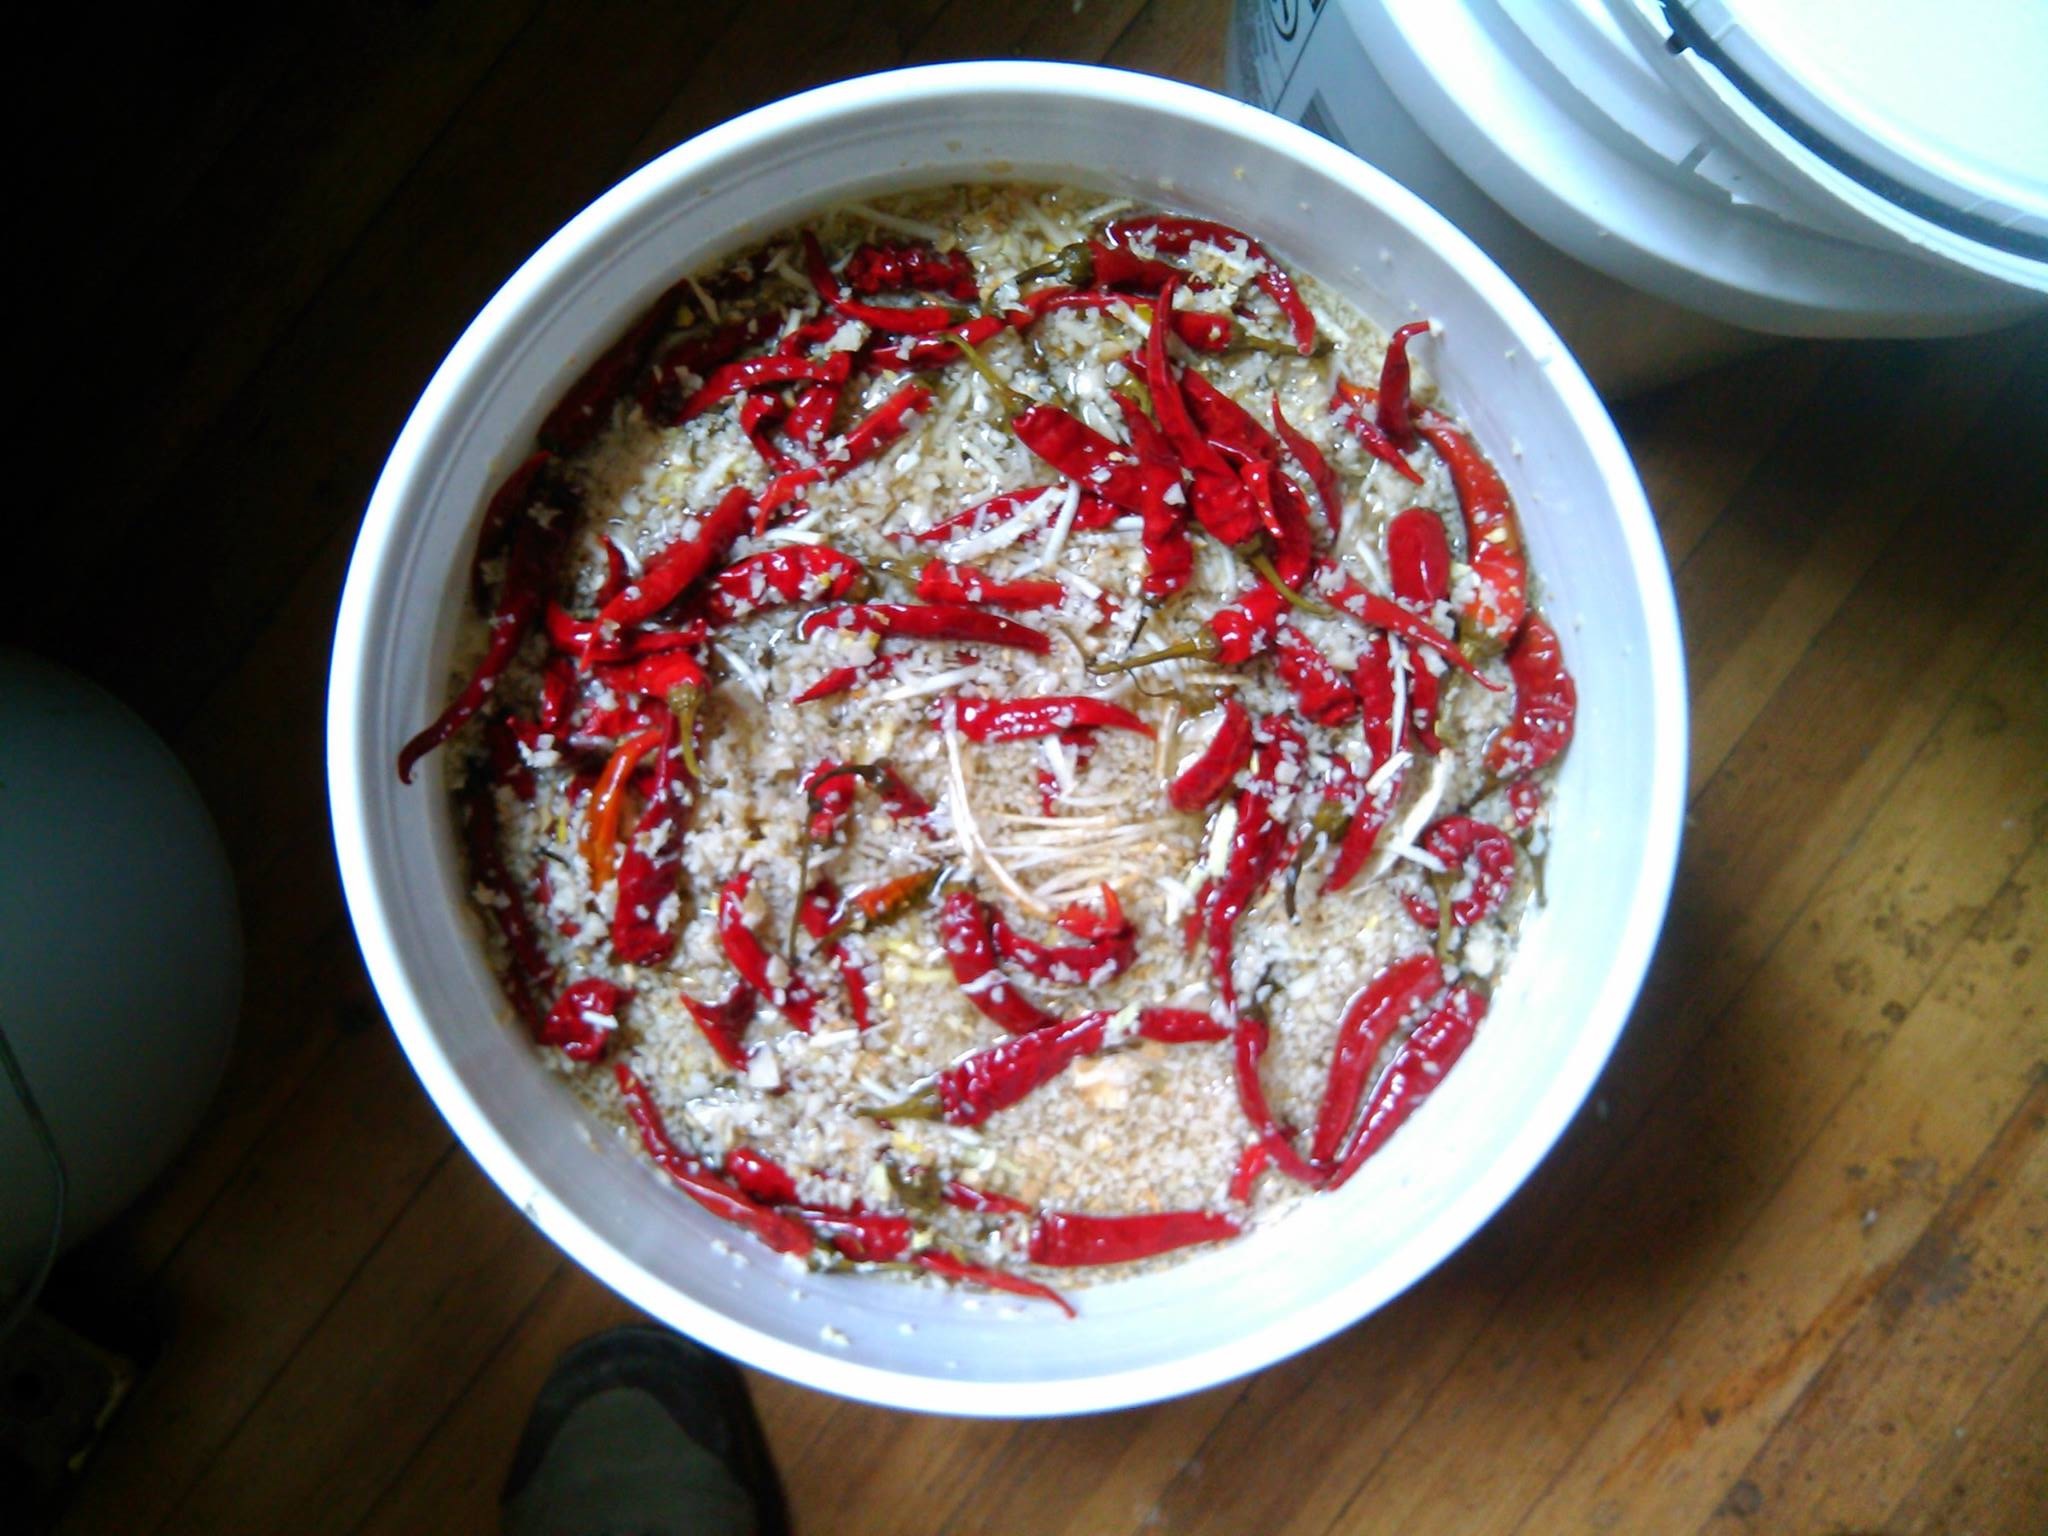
[1232,0,1331,109]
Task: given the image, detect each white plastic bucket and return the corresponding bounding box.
[1229,0,2048,393]
[330,62,1686,1414]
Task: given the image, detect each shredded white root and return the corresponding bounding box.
[942,725,1053,915]
[873,666,983,704]
[1154,699,1182,783]
[840,201,952,243]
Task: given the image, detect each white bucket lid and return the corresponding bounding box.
[1345,0,2048,331]
[1611,0,2048,291]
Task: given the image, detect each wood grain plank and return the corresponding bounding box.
[152,1152,564,1536]
[1498,834,2048,1535]
[1890,1313,2048,1536]
[54,1028,454,1536]
[350,1266,643,1536]
[1689,1083,2046,1535]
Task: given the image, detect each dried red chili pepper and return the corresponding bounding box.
[1231,1005,1322,1186]
[681,980,756,1071]
[1167,698,1255,812]
[905,485,1052,544]
[1104,215,1316,354]
[398,484,572,783]
[1389,507,1453,610]
[1146,282,1265,549]
[1090,579,1290,675]
[782,375,844,452]
[468,450,554,608]
[1273,625,1360,727]
[1012,236,1181,294]
[1202,719,1305,1011]
[911,561,1065,612]
[803,1208,913,1264]
[867,312,1010,372]
[946,695,1153,743]
[1319,561,1498,687]
[1507,777,1545,830]
[791,656,893,705]
[637,313,782,426]
[937,890,1059,1036]
[718,871,820,1032]
[1414,408,1528,651]
[912,1249,1075,1318]
[844,239,979,302]
[1027,1208,1242,1267]
[611,713,691,965]
[1110,391,1194,597]
[461,777,556,1029]
[756,382,934,523]
[579,725,665,890]
[798,601,1052,654]
[1012,401,1176,519]
[1331,378,1425,485]
[1272,398,1342,537]
[1307,953,1445,1165]
[704,546,865,625]
[1324,771,1401,896]
[613,1064,815,1256]
[873,1006,1227,1126]
[987,909,1136,986]
[1327,985,1487,1189]
[675,352,852,422]
[1376,320,1432,449]
[724,1146,801,1206]
[592,485,753,639]
[1054,882,1126,941]
[1014,285,1235,350]
[1486,613,1576,779]
[538,977,631,1062]
[1400,817,1518,930]
[803,230,961,334]
[1228,1139,1273,1203]
[540,277,691,452]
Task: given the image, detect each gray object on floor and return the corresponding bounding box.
[502,1327,788,1536]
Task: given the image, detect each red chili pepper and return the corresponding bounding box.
[1327,985,1487,1189]
[1228,1139,1273,1203]
[540,277,691,452]
[1180,366,1279,461]
[843,239,979,302]
[724,1146,801,1205]
[791,655,893,705]
[461,779,556,1029]
[798,601,1051,654]
[1012,401,1175,519]
[943,1181,1034,1216]
[906,485,1053,544]
[832,869,942,938]
[1307,954,1444,1165]
[1232,1006,1322,1187]
[1027,1208,1241,1267]
[1167,698,1254,812]
[802,1208,912,1264]
[591,647,710,707]
[987,910,1136,986]
[1110,392,1194,598]
[592,485,753,638]
[579,726,666,891]
[1204,719,1305,1011]
[1508,777,1545,830]
[485,716,535,802]
[912,561,1066,611]
[1104,215,1316,354]
[1093,580,1290,677]
[398,496,570,783]
[1401,817,1518,929]
[1324,768,1401,896]
[947,695,1153,743]
[1486,613,1576,778]
[1389,507,1453,609]
[610,712,691,965]
[803,230,960,334]
[1414,408,1528,650]
[1272,398,1341,537]
[1015,286,1233,350]
[876,1006,1227,1126]
[1054,882,1126,941]
[1147,283,1265,548]
[1264,458,1321,592]
[536,978,630,1062]
[912,1249,1075,1318]
[704,546,865,625]
[545,601,704,663]
[937,890,1059,1036]
[1319,562,1497,687]
[1273,625,1360,726]
[756,382,934,522]
[1332,379,1425,485]
[676,351,852,422]
[867,312,1010,371]
[681,980,756,1071]
[1376,320,1432,449]
[637,313,783,426]
[829,943,874,1031]
[718,871,820,1032]
[613,1063,815,1256]
[782,375,844,451]
[468,450,554,609]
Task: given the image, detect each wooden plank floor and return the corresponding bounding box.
[18,3,2044,1532]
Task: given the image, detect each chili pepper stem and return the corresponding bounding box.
[1086,634,1216,675]
[858,1087,941,1122]
[1433,869,1457,965]
[939,331,1025,415]
[668,683,704,780]
[1248,553,1333,616]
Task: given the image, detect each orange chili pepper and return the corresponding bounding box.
[578,726,664,889]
